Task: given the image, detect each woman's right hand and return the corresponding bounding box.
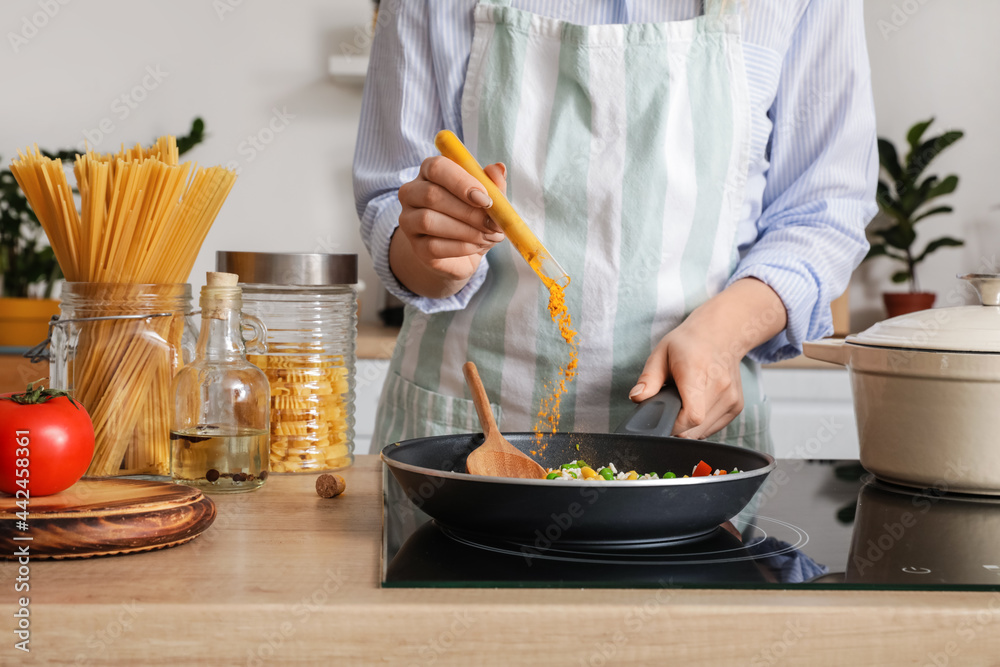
[391,156,507,299]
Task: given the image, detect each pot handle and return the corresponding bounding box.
[802,338,851,367]
[614,384,682,437]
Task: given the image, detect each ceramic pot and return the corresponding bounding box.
[804,274,1000,496]
[883,291,935,318]
[0,297,60,347]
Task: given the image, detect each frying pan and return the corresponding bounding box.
[381,387,775,546]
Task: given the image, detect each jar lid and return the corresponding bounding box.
[847,274,1000,354]
[216,252,358,285]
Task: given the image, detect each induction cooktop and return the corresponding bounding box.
[381,459,1000,590]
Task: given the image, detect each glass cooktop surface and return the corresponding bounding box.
[381,459,1000,590]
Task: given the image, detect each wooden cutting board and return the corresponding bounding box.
[0,478,216,559]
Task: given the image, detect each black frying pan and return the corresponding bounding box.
[381,387,775,546]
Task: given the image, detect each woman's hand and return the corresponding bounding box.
[390,156,507,299]
[629,279,787,439]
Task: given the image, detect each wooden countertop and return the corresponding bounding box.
[2,456,997,665]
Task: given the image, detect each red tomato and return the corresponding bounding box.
[0,384,95,496]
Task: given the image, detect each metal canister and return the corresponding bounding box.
[217,252,358,473]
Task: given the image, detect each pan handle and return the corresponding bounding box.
[614,384,682,437]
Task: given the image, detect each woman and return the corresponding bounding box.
[354,0,877,453]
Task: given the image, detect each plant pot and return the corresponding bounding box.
[803,274,1000,496]
[882,291,935,318]
[0,297,60,347]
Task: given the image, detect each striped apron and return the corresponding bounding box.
[374,0,772,455]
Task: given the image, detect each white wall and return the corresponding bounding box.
[858,0,1000,329]
[2,0,998,330]
[0,0,382,319]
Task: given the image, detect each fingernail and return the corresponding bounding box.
[484,218,502,233]
[629,383,645,398]
[469,189,492,208]
[485,232,505,243]
[498,162,507,179]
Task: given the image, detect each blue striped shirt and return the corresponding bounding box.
[353,0,878,362]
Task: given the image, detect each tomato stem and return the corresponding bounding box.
[2,379,81,408]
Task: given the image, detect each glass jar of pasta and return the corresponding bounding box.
[216,251,358,473]
[50,283,196,477]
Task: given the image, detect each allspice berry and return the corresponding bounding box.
[316,473,346,498]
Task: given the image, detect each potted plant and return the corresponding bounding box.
[0,119,206,347]
[0,152,67,347]
[865,118,964,318]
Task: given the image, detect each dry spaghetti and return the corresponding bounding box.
[10,137,236,475]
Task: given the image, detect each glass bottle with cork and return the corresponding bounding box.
[171,271,270,492]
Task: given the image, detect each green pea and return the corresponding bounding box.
[561,462,581,469]
[731,468,740,475]
[662,472,676,479]
[545,472,560,480]
[575,460,589,468]
[599,467,613,480]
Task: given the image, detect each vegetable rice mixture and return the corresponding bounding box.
[544,459,741,481]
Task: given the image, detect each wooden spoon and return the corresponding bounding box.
[463,362,548,479]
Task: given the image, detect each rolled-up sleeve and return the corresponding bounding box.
[728,0,879,363]
[352,2,489,313]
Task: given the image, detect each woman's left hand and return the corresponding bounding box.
[628,278,788,439]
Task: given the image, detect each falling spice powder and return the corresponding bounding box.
[530,263,579,454]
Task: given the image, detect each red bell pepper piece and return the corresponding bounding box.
[692,460,712,477]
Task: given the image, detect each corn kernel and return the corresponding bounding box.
[626,471,638,480]
[581,466,598,479]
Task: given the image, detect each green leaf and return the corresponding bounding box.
[912,205,953,224]
[876,180,906,221]
[915,236,964,263]
[891,270,911,284]
[176,117,206,156]
[882,224,916,251]
[905,130,964,183]
[878,138,903,184]
[906,118,934,158]
[924,174,959,201]
[901,175,938,216]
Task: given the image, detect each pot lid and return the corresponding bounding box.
[847,274,1000,353]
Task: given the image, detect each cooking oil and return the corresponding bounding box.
[170,427,270,493]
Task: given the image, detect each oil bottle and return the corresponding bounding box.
[171,272,270,493]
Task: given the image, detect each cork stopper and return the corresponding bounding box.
[207,272,239,287]
[203,271,240,319]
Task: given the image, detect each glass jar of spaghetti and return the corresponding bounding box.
[50,283,196,477]
[216,252,358,473]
